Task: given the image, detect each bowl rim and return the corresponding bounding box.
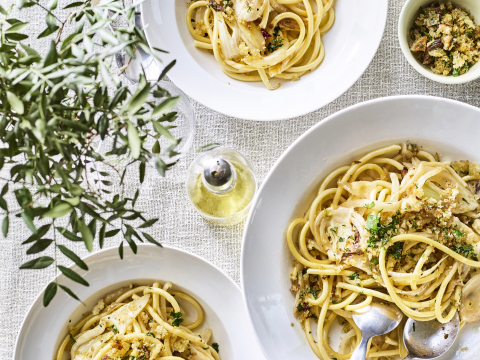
[398,0,480,85]
[240,94,480,360]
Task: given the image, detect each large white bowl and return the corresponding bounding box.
[141,0,388,121]
[241,95,480,360]
[14,245,265,360]
[398,0,480,84]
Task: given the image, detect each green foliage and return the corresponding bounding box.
[0,0,179,305]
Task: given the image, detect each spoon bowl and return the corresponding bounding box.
[350,302,404,360]
[403,312,460,360]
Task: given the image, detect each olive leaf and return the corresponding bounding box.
[79,219,93,252]
[142,232,163,247]
[59,284,82,303]
[118,242,124,260]
[6,91,24,114]
[127,121,141,159]
[20,256,55,269]
[43,282,57,307]
[57,245,88,271]
[55,227,82,242]
[138,218,158,228]
[23,224,51,244]
[152,96,180,117]
[57,265,89,286]
[43,202,73,218]
[2,215,8,237]
[26,239,53,254]
[124,226,137,254]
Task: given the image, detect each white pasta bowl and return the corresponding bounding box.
[14,245,265,360]
[398,0,480,84]
[140,0,388,121]
[241,95,480,360]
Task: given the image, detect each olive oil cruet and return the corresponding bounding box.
[186,147,257,225]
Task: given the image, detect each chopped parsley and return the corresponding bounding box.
[370,258,379,265]
[109,325,118,335]
[332,300,339,304]
[267,26,283,53]
[170,311,185,327]
[212,343,220,353]
[366,211,401,248]
[450,244,478,261]
[463,198,470,204]
[408,253,417,264]
[301,268,308,275]
[307,287,319,299]
[339,237,345,242]
[69,333,76,344]
[330,226,338,233]
[452,227,465,240]
[349,272,361,281]
[387,242,403,260]
[364,202,375,209]
[146,332,155,338]
[297,303,304,312]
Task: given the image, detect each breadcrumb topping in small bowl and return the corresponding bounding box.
[399,0,480,84]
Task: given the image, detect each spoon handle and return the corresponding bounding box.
[350,335,371,360]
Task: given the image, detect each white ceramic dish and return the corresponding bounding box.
[241,95,480,360]
[398,0,480,84]
[14,245,265,360]
[140,0,388,121]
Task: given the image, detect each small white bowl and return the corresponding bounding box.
[398,0,480,84]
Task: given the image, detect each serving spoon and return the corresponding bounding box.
[402,312,460,360]
[351,302,404,360]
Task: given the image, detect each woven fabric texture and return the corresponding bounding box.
[2,0,480,357]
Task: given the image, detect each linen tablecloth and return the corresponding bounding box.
[2,0,480,357]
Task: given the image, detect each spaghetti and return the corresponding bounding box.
[57,282,220,360]
[186,0,335,90]
[288,143,480,359]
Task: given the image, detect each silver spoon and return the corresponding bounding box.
[402,312,460,360]
[351,302,403,360]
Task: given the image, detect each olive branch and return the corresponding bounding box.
[0,0,181,306]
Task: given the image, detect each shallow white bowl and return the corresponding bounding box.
[14,245,265,360]
[241,95,480,360]
[141,0,388,121]
[398,0,480,84]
